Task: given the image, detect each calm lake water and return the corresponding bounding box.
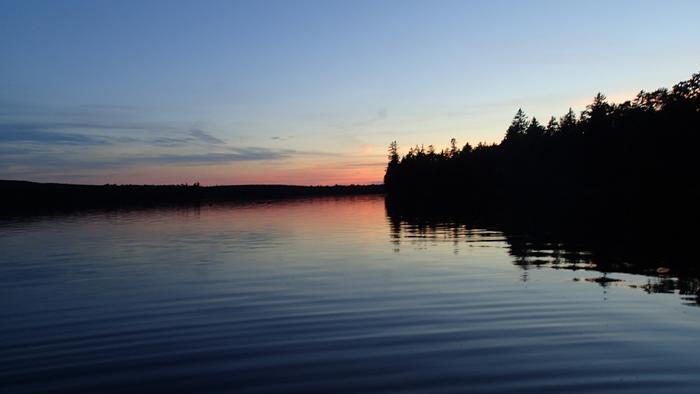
[2,195,700,393]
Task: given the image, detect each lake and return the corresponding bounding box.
[2,195,700,393]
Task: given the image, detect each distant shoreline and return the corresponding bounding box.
[0,180,384,214]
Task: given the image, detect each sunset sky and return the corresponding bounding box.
[2,0,699,185]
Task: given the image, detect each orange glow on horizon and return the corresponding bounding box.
[64,161,387,186]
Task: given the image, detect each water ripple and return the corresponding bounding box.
[2,197,700,393]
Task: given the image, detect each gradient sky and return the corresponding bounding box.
[1,0,699,185]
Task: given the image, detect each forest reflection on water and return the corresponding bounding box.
[3,196,700,393]
[385,199,700,308]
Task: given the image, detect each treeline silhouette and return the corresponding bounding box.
[384,72,700,225]
[0,180,383,215]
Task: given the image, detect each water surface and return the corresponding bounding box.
[2,196,700,393]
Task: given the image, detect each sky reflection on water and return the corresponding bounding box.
[2,196,700,393]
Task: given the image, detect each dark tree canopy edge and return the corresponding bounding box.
[384,71,700,227]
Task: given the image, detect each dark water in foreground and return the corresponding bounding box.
[2,196,700,393]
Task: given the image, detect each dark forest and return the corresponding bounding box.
[384,72,700,226]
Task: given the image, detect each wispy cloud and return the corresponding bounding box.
[0,146,34,155]
[133,148,294,166]
[0,120,169,132]
[0,128,110,145]
[0,121,228,148]
[189,128,225,145]
[0,102,346,183]
[0,146,329,172]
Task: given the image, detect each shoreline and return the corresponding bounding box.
[0,180,385,214]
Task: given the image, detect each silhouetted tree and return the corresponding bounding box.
[449,138,459,158]
[503,108,529,143]
[559,107,578,137]
[388,140,399,163]
[525,117,546,138]
[546,116,559,136]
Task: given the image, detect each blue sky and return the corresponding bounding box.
[1,0,699,184]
